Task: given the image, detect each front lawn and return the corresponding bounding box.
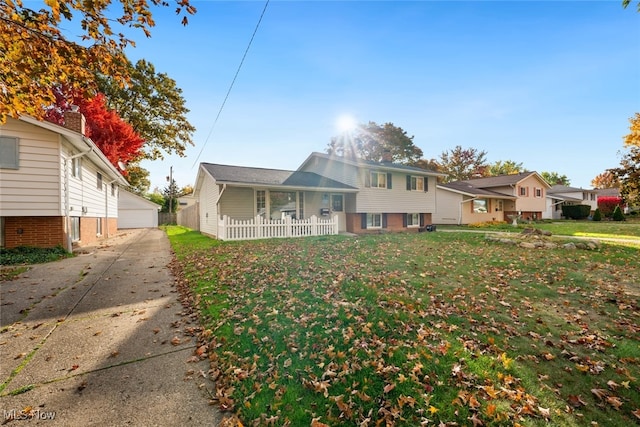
[166,226,639,426]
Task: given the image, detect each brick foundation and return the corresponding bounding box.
[3,216,65,249]
[2,216,119,250]
[345,213,433,234]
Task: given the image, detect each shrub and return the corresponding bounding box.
[612,205,625,221]
[0,245,70,265]
[561,204,591,219]
[592,208,602,221]
[598,196,623,217]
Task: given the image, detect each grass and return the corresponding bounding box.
[165,225,640,426]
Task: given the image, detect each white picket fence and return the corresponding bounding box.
[218,215,339,241]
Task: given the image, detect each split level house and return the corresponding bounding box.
[544,185,599,219]
[193,152,445,239]
[434,172,551,225]
[0,113,128,251]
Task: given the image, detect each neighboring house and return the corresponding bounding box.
[435,172,550,225]
[0,114,128,251]
[544,185,599,219]
[192,152,443,238]
[118,190,161,229]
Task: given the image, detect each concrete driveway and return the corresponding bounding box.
[0,228,223,426]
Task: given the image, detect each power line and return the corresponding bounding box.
[191,0,270,168]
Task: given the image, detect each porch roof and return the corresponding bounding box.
[200,163,358,191]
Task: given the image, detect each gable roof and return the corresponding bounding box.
[459,171,551,189]
[548,184,596,194]
[299,152,445,176]
[198,163,358,191]
[17,115,128,186]
[437,181,516,199]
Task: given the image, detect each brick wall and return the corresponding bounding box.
[346,213,433,234]
[3,217,65,248]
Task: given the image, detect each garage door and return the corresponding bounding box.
[118,209,157,229]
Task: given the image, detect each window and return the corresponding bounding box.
[370,171,387,188]
[270,191,296,219]
[97,172,103,190]
[71,157,82,179]
[496,200,503,212]
[331,194,343,212]
[407,213,420,227]
[70,217,80,241]
[407,175,424,191]
[0,136,19,169]
[519,186,527,196]
[535,188,542,198]
[299,191,305,219]
[367,213,382,228]
[96,218,102,236]
[256,190,266,217]
[473,199,488,213]
[111,183,116,196]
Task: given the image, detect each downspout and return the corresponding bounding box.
[105,179,118,239]
[65,147,93,252]
[458,197,477,225]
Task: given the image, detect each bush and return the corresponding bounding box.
[598,196,623,217]
[0,245,71,265]
[561,204,591,220]
[592,208,602,221]
[612,205,625,221]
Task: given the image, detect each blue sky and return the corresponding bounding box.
[120,1,640,191]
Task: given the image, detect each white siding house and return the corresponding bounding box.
[0,115,128,251]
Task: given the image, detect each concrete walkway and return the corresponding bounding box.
[0,228,223,426]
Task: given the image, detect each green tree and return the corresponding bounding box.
[97,59,195,161]
[485,160,525,176]
[622,0,640,12]
[0,0,196,122]
[541,171,571,186]
[593,208,602,221]
[125,165,152,196]
[612,205,625,221]
[438,146,488,183]
[326,121,423,165]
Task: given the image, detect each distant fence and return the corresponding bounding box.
[158,212,177,225]
[177,202,199,230]
[218,215,338,241]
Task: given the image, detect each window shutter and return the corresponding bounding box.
[382,213,388,228]
[403,214,408,227]
[387,173,392,189]
[364,172,370,188]
[420,213,425,227]
[423,177,428,192]
[406,175,411,190]
[361,213,367,229]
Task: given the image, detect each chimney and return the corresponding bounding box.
[63,106,86,135]
[381,149,392,163]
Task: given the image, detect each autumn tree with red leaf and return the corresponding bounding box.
[597,196,624,217]
[44,90,144,175]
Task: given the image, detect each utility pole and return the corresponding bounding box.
[167,166,173,215]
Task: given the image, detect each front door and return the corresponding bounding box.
[330,194,346,232]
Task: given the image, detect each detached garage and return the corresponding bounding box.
[118,190,161,229]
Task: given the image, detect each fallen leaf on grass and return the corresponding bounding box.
[171,336,181,346]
